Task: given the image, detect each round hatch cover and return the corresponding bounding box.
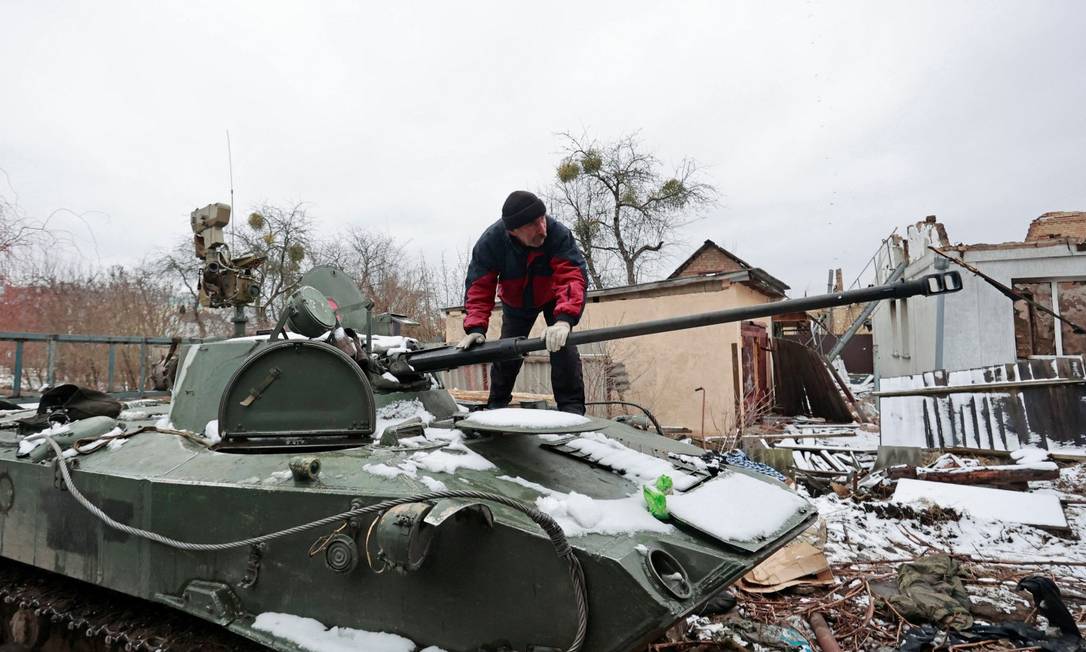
[455,408,601,435]
[298,266,372,332]
[286,285,337,337]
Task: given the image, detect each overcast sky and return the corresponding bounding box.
[2,1,1084,296]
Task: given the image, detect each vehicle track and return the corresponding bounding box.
[0,559,265,652]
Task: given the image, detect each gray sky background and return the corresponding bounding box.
[2,1,1084,296]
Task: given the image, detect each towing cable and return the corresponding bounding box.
[43,436,589,652]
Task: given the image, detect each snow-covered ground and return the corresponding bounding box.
[813,456,1086,569]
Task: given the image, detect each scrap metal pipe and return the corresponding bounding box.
[808,612,843,652]
[402,271,962,373]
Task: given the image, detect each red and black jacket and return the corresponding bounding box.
[463,217,589,335]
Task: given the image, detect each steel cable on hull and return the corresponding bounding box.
[43,436,588,652]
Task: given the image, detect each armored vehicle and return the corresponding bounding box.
[0,244,962,651]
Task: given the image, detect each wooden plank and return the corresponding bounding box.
[919,465,1058,484]
[743,431,860,441]
[808,454,834,473]
[819,450,848,473]
[874,378,1084,398]
[769,442,879,454]
[792,450,807,470]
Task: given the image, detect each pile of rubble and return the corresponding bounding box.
[654,419,1086,651]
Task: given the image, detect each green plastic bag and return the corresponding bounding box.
[643,475,673,520]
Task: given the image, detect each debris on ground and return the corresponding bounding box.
[651,414,1086,651]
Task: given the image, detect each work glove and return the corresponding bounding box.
[543,321,571,353]
[456,332,485,350]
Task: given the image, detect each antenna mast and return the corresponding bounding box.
[225,130,246,336]
[226,130,236,251]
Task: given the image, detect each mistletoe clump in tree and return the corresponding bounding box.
[549,132,715,288]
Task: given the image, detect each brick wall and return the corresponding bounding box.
[1025,211,1086,242]
[675,248,744,277]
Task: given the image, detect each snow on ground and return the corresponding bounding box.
[462,407,590,429]
[1050,446,1086,457]
[1010,446,1051,465]
[252,612,447,652]
[669,472,809,541]
[812,463,1086,572]
[561,431,700,490]
[892,478,1067,528]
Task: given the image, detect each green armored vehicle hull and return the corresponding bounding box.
[0,268,962,651]
[0,404,810,651]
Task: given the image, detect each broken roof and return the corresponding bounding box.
[1025,211,1086,243]
[898,213,1086,258]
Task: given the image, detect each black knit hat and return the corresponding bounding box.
[501,190,546,230]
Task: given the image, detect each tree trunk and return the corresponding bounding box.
[581,246,605,289]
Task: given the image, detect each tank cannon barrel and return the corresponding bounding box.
[399,271,963,374]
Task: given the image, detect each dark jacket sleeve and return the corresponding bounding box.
[462,237,499,335]
[549,227,589,326]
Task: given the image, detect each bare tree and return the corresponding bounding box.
[0,191,57,277]
[549,132,716,286]
[0,261,188,391]
[435,243,473,309]
[313,227,448,340]
[0,196,27,261]
[236,203,314,327]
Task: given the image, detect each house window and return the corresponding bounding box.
[1013,279,1086,357]
[1058,280,1086,355]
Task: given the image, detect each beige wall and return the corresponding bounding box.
[444,280,778,434]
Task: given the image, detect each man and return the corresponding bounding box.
[457,190,589,414]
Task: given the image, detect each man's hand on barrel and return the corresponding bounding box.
[456,332,485,350]
[543,322,571,353]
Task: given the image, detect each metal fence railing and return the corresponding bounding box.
[0,331,211,399]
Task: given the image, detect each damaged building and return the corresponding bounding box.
[872,212,1086,450]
